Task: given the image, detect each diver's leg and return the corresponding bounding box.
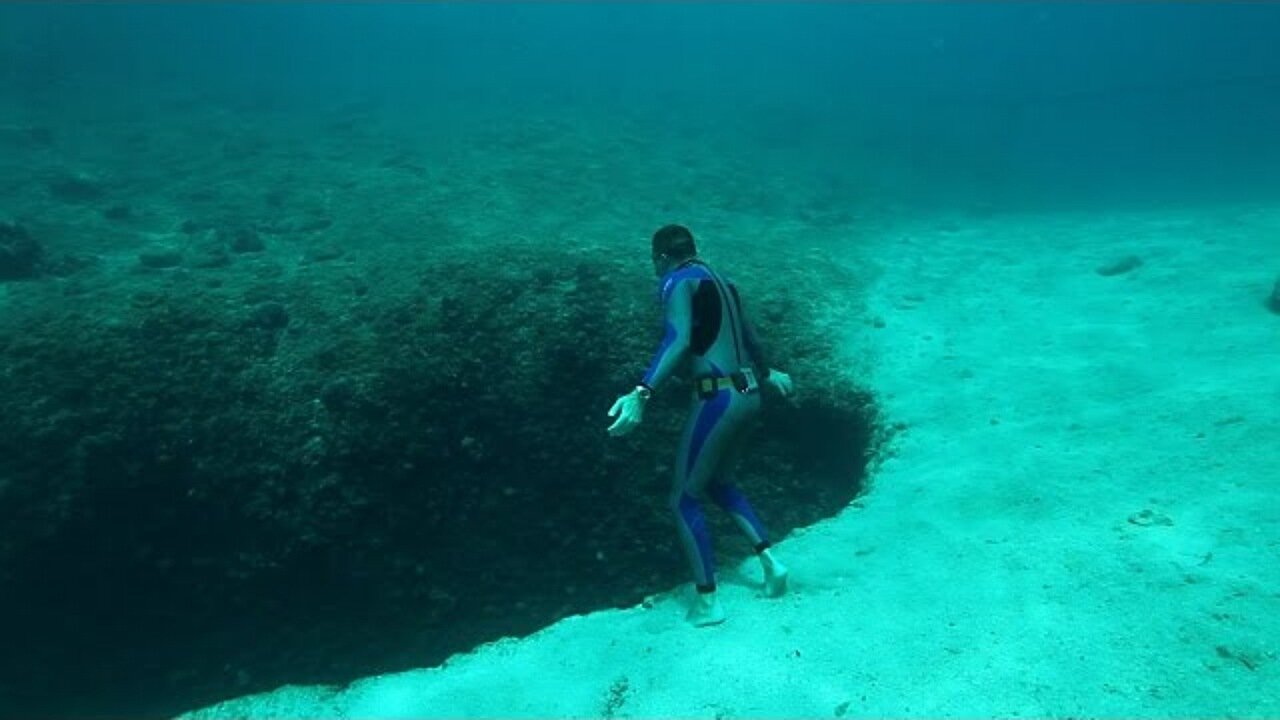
[707,481,789,597]
[672,491,725,628]
[671,390,748,627]
[706,398,789,598]
[705,422,769,549]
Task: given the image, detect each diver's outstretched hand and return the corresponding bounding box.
[607,389,646,436]
[765,369,795,399]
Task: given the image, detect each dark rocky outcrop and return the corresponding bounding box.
[221,226,265,253]
[0,222,42,280]
[0,242,880,719]
[47,172,108,203]
[138,246,183,269]
[101,204,134,221]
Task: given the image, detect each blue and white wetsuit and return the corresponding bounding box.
[640,258,774,594]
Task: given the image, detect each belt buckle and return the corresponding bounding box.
[737,367,759,394]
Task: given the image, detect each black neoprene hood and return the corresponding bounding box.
[652,224,697,259]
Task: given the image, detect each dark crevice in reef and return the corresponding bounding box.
[0,244,881,720]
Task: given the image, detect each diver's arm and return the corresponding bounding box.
[730,283,794,398]
[741,315,773,380]
[607,277,693,437]
[730,284,772,379]
[639,277,694,391]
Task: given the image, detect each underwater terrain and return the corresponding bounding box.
[0,4,1278,718]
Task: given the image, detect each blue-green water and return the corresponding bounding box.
[5,3,1280,214]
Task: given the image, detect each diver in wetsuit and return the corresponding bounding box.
[607,224,794,627]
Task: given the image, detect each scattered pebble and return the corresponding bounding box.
[294,217,333,233]
[47,172,107,202]
[319,377,356,411]
[190,242,231,269]
[306,244,344,263]
[220,227,264,253]
[1127,508,1173,527]
[248,301,289,330]
[25,125,54,147]
[1216,645,1260,671]
[101,204,133,221]
[1097,255,1143,277]
[138,247,182,269]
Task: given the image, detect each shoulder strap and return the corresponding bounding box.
[697,262,745,368]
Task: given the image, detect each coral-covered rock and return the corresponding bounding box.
[101,204,133,221]
[248,301,289,330]
[138,246,182,269]
[220,227,265,253]
[0,222,42,280]
[47,171,107,202]
[0,240,879,719]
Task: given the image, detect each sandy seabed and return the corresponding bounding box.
[182,202,1280,719]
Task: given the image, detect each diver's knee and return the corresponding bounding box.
[670,489,697,514]
[706,480,737,505]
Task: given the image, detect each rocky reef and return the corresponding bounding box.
[0,221,42,280]
[0,239,879,718]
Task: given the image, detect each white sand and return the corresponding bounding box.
[182,204,1280,718]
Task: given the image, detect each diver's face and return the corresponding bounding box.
[652,253,669,277]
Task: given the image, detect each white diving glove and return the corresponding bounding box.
[607,385,650,436]
[765,369,795,398]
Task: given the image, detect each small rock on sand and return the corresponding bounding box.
[1097,255,1143,277]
